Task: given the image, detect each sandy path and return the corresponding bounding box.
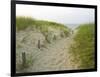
[20,32,78,73]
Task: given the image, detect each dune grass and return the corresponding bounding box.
[16,17,35,30]
[70,23,95,69]
[16,16,69,34]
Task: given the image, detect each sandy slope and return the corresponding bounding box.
[16,29,78,73]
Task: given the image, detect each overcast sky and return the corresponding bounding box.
[16,4,95,25]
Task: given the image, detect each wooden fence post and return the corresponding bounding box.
[22,52,26,68]
[38,40,40,49]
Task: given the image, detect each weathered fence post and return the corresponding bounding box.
[38,40,40,49]
[53,35,57,40]
[22,51,26,68]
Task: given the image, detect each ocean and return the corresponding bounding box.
[65,24,79,30]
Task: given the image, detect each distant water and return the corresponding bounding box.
[65,24,79,30]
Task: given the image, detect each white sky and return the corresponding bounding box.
[16,4,95,24]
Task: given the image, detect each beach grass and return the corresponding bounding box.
[70,23,95,69]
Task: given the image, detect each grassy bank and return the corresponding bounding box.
[70,23,95,69]
[16,16,69,35]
